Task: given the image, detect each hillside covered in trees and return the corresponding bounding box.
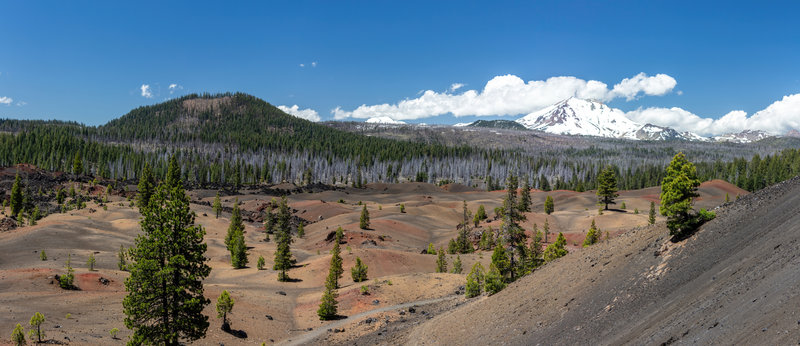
[0,92,799,192]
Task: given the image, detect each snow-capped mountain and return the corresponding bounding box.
[516,97,641,139]
[515,97,710,141]
[365,117,406,124]
[633,124,710,141]
[713,130,772,143]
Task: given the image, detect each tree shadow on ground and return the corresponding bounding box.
[222,322,248,339]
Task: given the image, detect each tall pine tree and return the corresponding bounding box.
[596,166,619,210]
[660,152,701,236]
[137,163,155,210]
[123,162,211,345]
[10,174,23,217]
[273,196,293,281]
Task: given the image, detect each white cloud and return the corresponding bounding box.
[311,61,317,67]
[278,104,321,122]
[611,73,677,100]
[333,73,676,121]
[140,84,153,98]
[299,63,305,67]
[168,83,183,94]
[0,96,12,105]
[450,83,464,92]
[626,94,800,136]
[16,101,26,107]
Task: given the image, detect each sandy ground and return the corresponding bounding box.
[0,180,743,345]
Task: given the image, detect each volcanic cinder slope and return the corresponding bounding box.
[405,176,800,345]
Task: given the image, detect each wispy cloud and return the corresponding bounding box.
[278,104,321,122]
[450,83,464,92]
[140,84,153,98]
[168,83,183,94]
[333,73,677,121]
[0,96,12,105]
[311,61,317,67]
[16,101,26,107]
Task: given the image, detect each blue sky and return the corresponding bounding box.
[1,1,800,135]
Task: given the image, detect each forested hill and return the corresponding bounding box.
[98,93,473,164]
[0,92,799,192]
[0,93,478,186]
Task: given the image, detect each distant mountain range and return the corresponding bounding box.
[444,97,783,143]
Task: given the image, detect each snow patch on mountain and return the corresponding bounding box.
[713,130,772,143]
[365,117,406,124]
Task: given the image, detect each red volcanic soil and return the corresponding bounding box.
[0,177,746,345]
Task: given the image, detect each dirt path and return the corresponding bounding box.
[280,295,458,346]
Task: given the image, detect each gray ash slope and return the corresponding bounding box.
[406,176,800,345]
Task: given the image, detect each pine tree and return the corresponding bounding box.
[137,163,155,210]
[436,247,448,273]
[596,166,619,210]
[10,174,23,217]
[582,220,599,247]
[40,250,47,261]
[264,205,275,241]
[257,255,265,270]
[529,230,543,268]
[543,218,550,243]
[648,201,656,225]
[660,152,701,236]
[11,323,25,346]
[334,226,344,244]
[317,270,339,320]
[448,238,458,254]
[123,162,211,345]
[117,244,127,271]
[427,243,436,254]
[59,254,74,289]
[359,205,370,229]
[29,206,39,226]
[230,229,248,269]
[456,201,474,253]
[297,222,305,238]
[216,290,234,329]
[474,205,487,226]
[225,200,243,251]
[329,241,344,288]
[484,263,507,295]
[502,174,526,246]
[451,255,463,274]
[273,197,294,281]
[28,312,45,343]
[518,179,531,212]
[543,233,568,262]
[164,155,182,189]
[465,262,485,298]
[87,253,96,271]
[212,192,222,219]
[73,152,83,175]
[350,256,368,282]
[491,244,511,281]
[544,195,554,215]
